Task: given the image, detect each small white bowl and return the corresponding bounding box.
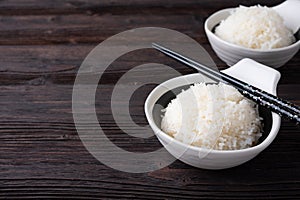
[145,59,281,169]
[204,0,300,68]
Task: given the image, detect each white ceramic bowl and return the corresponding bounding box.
[204,0,300,68]
[145,59,281,169]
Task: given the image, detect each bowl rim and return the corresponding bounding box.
[204,7,300,53]
[144,73,281,155]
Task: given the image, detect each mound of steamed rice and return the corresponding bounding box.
[161,83,262,150]
[215,5,295,50]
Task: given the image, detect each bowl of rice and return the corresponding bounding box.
[145,58,281,169]
[204,0,300,68]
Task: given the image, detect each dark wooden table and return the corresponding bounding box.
[1,0,299,199]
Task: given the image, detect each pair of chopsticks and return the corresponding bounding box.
[152,43,300,125]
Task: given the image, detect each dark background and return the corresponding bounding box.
[0,0,299,199]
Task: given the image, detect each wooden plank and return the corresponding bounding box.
[0,14,205,45]
[0,45,298,85]
[0,0,284,15]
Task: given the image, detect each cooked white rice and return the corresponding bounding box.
[161,83,262,150]
[215,5,295,50]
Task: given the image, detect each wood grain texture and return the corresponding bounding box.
[0,0,284,15]
[0,0,299,199]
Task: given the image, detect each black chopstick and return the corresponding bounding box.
[153,43,300,114]
[152,43,300,124]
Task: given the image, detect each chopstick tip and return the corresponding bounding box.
[152,42,159,48]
